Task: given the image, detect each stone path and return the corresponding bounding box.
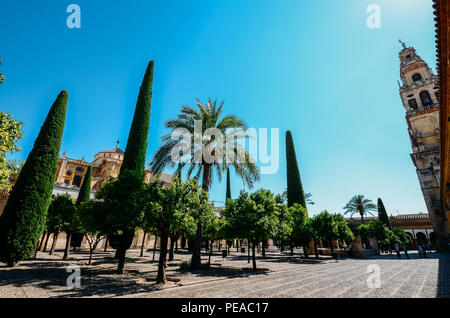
[0,249,448,298]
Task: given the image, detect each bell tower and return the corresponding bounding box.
[398,41,444,244]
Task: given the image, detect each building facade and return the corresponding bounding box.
[397,42,448,249]
[53,142,174,200]
[346,213,436,249]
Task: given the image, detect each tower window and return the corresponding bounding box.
[408,99,418,110]
[412,73,422,83]
[419,90,433,107]
[75,167,84,173]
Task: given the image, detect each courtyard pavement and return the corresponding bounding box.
[0,248,448,298]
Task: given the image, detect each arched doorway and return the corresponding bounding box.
[416,232,427,246]
[429,232,436,250]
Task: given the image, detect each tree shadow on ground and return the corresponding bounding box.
[0,263,165,297]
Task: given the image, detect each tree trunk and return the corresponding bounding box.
[262,240,266,258]
[156,231,169,284]
[169,236,175,261]
[360,213,365,224]
[181,235,186,249]
[116,230,134,274]
[175,238,178,252]
[252,240,257,271]
[303,244,309,258]
[208,240,213,265]
[314,238,319,259]
[140,232,146,257]
[103,236,108,252]
[49,232,59,255]
[191,222,203,270]
[38,231,47,251]
[42,231,51,252]
[191,163,210,269]
[247,241,250,263]
[63,232,72,260]
[116,246,127,274]
[152,235,157,263]
[290,241,294,255]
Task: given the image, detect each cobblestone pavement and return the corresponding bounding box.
[131,251,450,298]
[0,249,448,298]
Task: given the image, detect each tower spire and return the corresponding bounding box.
[398,38,406,50]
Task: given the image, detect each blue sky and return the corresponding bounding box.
[0,0,437,216]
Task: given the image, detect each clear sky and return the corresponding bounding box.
[0,0,437,216]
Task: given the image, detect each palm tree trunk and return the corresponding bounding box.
[360,212,365,224]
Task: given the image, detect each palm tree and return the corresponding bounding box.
[305,192,314,205]
[150,98,260,268]
[343,194,377,224]
[6,159,24,185]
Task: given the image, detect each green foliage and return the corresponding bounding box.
[333,214,354,245]
[223,189,279,243]
[150,98,260,191]
[0,112,24,193]
[311,211,338,246]
[285,131,306,209]
[343,194,377,223]
[0,91,68,266]
[46,194,76,234]
[120,61,154,180]
[392,228,412,244]
[377,198,391,228]
[290,203,312,247]
[76,166,92,206]
[96,170,145,236]
[78,200,108,236]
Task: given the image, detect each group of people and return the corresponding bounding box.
[393,242,432,259]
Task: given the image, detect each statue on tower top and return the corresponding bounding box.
[398,38,407,50]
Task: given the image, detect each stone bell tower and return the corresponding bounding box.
[398,41,447,248]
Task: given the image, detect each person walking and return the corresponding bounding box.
[395,243,401,258]
[418,244,424,258]
[427,242,432,254]
[402,242,409,259]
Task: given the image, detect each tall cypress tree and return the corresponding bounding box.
[115,61,154,274]
[285,130,306,209]
[65,165,93,259]
[0,90,68,266]
[226,167,231,202]
[377,198,391,228]
[76,165,92,207]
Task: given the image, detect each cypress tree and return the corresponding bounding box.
[226,167,231,202]
[377,198,391,228]
[0,90,68,266]
[64,165,93,260]
[76,165,92,207]
[115,61,154,274]
[285,130,306,209]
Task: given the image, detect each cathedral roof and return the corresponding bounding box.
[99,147,124,154]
